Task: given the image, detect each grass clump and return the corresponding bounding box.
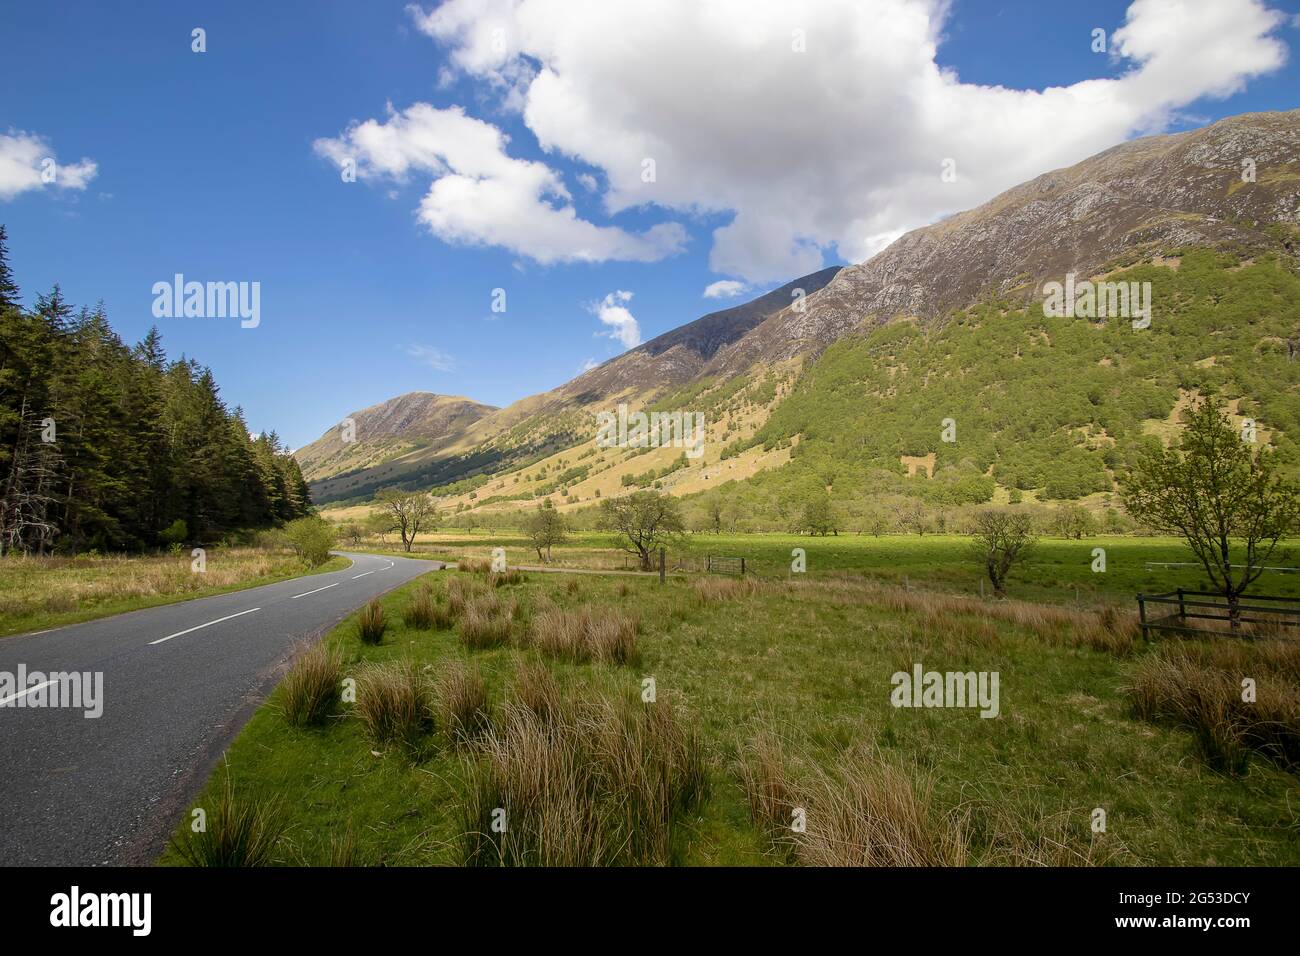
[435,659,492,745]
[525,605,639,665]
[170,773,285,867]
[280,641,342,727]
[459,669,707,866]
[353,659,432,750]
[356,599,387,645]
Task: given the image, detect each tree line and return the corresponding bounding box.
[0,226,312,555]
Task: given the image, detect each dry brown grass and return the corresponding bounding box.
[1126,640,1300,773]
[434,659,492,745]
[457,593,520,650]
[0,546,320,632]
[459,669,708,866]
[694,576,762,602]
[353,660,432,749]
[525,605,640,665]
[788,576,1139,656]
[280,641,342,727]
[739,736,967,866]
[356,599,387,645]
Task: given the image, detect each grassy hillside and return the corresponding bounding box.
[693,249,1298,518]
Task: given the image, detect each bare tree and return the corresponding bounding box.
[375,488,437,553]
[969,510,1036,597]
[1122,396,1299,627]
[598,490,685,570]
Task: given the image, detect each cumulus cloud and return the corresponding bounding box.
[703,279,749,299]
[409,0,1289,281]
[590,290,640,349]
[404,344,457,370]
[314,103,685,265]
[0,130,98,201]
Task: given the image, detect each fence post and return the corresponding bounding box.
[1176,587,1186,622]
[741,557,746,576]
[659,547,665,584]
[1138,594,1148,641]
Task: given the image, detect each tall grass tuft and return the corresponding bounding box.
[739,738,967,866]
[525,605,639,665]
[171,773,285,867]
[280,641,342,727]
[356,599,387,645]
[353,660,433,749]
[1125,641,1300,773]
[458,674,708,866]
[435,659,492,745]
[458,594,518,650]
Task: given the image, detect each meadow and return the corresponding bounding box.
[163,543,1300,867]
[0,547,348,638]
[353,530,1300,606]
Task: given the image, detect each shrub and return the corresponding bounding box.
[282,516,337,567]
[353,660,432,749]
[356,599,386,645]
[170,774,285,867]
[280,641,342,727]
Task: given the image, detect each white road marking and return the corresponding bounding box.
[149,607,261,646]
[291,582,340,600]
[352,570,375,579]
[0,679,57,707]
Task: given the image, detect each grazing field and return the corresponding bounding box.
[0,548,348,638]
[352,531,1300,606]
[163,558,1300,867]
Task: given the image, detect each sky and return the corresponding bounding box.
[2,0,1298,450]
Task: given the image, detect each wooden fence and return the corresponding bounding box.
[1136,589,1300,639]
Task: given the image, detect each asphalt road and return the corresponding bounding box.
[0,551,442,866]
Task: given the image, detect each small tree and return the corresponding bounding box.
[376,488,437,553]
[282,516,337,567]
[160,518,188,548]
[341,522,365,548]
[969,510,1036,597]
[526,499,568,562]
[1122,396,1299,627]
[598,490,685,571]
[363,511,394,546]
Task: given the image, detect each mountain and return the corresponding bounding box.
[294,392,495,483]
[310,110,1300,521]
[302,267,841,502]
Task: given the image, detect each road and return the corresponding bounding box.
[0,551,442,866]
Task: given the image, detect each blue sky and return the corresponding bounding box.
[2,0,1297,449]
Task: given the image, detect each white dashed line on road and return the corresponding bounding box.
[149,607,261,646]
[352,571,375,579]
[0,679,58,707]
[291,582,340,600]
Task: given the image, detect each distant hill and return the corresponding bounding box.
[294,392,495,483]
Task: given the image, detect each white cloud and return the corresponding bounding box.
[315,103,685,265]
[580,356,600,371]
[0,130,98,201]
[404,344,457,370]
[411,0,1289,281]
[590,290,640,349]
[702,279,748,299]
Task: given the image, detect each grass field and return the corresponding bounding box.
[354,531,1300,606]
[0,548,348,638]
[163,546,1300,867]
